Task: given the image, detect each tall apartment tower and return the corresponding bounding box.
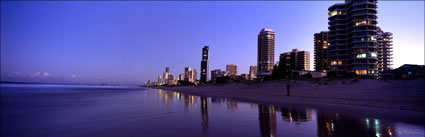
[184,67,192,82]
[257,28,275,75]
[200,46,209,83]
[314,31,330,72]
[377,27,393,72]
[328,0,379,78]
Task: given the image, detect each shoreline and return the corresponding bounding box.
[151,79,425,125]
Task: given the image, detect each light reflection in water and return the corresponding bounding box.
[156,89,420,137]
[201,97,209,132]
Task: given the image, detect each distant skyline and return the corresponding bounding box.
[1,1,424,85]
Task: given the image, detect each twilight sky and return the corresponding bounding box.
[1,1,424,85]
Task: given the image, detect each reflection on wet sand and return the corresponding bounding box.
[227,101,239,112]
[155,90,413,137]
[317,113,396,137]
[258,104,277,137]
[280,107,313,123]
[201,97,209,131]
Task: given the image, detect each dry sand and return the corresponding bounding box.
[153,78,425,124]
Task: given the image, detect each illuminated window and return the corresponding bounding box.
[331,61,340,65]
[329,10,338,16]
[323,41,327,44]
[355,20,367,26]
[371,52,377,58]
[384,38,389,41]
[370,36,377,41]
[355,70,367,75]
[357,53,366,58]
[323,45,328,49]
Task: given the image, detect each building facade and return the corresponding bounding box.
[257,28,275,75]
[249,65,258,80]
[200,46,209,83]
[377,27,393,73]
[328,0,380,78]
[226,64,238,77]
[211,69,226,81]
[314,31,330,72]
[279,49,311,73]
[184,67,197,83]
[179,74,185,81]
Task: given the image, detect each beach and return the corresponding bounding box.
[154,78,425,124]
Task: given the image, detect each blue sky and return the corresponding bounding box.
[1,1,424,85]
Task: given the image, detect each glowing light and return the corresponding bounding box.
[329,10,338,16]
[357,53,366,58]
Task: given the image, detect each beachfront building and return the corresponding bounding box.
[163,67,169,83]
[226,64,238,77]
[144,80,151,86]
[249,65,258,80]
[211,69,226,81]
[314,31,330,72]
[327,0,382,78]
[279,49,311,72]
[156,67,178,85]
[382,64,424,80]
[179,73,184,81]
[377,27,393,74]
[157,75,162,85]
[200,46,209,83]
[184,67,197,83]
[257,28,275,77]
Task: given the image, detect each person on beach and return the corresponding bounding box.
[286,81,291,96]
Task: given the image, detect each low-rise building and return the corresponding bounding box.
[382,64,425,79]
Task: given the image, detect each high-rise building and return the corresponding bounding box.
[327,0,380,78]
[200,46,209,83]
[257,28,275,75]
[314,31,330,72]
[249,65,258,80]
[377,27,393,72]
[144,80,151,86]
[179,73,185,81]
[157,75,162,85]
[165,67,170,73]
[184,67,192,82]
[163,71,169,84]
[184,66,197,83]
[226,64,238,77]
[193,69,198,83]
[279,49,310,72]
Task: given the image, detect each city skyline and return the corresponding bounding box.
[1,1,424,85]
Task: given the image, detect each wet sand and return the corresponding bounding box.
[153,79,425,125]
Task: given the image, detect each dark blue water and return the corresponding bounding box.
[1,84,424,137]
